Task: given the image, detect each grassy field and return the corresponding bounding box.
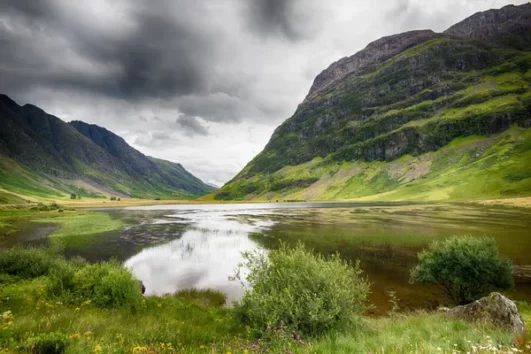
[0,276,528,353]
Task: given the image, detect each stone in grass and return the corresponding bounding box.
[447,292,525,334]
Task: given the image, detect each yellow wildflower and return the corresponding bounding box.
[93,344,102,353]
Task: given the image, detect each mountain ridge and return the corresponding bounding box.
[0,94,214,200]
[217,3,531,201]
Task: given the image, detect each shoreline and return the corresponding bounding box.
[1,195,530,209]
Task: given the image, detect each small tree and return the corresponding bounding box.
[410,236,513,305]
[70,193,76,199]
[110,196,116,201]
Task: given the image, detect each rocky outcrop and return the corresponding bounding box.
[304,30,441,103]
[444,3,531,45]
[447,292,525,334]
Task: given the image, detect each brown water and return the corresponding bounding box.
[5,202,531,314]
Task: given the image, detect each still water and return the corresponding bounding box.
[7,202,531,314]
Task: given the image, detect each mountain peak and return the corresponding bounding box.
[444,3,531,44]
[304,30,440,103]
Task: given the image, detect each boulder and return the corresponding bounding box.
[447,292,525,333]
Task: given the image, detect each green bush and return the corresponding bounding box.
[26,332,68,354]
[45,261,80,300]
[233,243,370,336]
[72,261,142,309]
[0,247,66,279]
[410,236,513,305]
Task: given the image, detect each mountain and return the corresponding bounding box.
[0,94,215,200]
[217,4,531,201]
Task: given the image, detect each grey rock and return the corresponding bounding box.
[445,3,531,44]
[304,30,442,102]
[447,292,525,334]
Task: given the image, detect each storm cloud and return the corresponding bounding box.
[243,0,324,41]
[1,0,527,186]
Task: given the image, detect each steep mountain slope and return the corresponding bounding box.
[217,4,531,201]
[0,95,214,200]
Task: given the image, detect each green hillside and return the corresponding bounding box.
[0,95,215,202]
[217,4,531,202]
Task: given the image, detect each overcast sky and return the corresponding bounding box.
[1,0,527,186]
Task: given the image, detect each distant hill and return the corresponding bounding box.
[218,4,531,201]
[0,94,215,201]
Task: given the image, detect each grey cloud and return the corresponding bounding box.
[177,94,245,123]
[243,0,323,41]
[152,131,172,141]
[177,115,209,137]
[0,0,293,126]
[0,1,214,100]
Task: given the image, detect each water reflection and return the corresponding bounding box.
[124,208,277,302]
[5,202,531,313]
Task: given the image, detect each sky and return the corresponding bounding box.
[1,0,528,186]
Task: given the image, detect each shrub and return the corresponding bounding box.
[233,243,370,336]
[70,193,76,200]
[410,236,513,305]
[0,247,65,279]
[26,332,68,354]
[45,261,80,300]
[72,261,142,309]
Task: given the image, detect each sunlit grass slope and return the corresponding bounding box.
[217,127,531,202]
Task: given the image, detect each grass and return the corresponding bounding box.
[0,278,238,353]
[0,207,72,237]
[0,206,124,249]
[0,275,527,353]
[218,127,531,202]
[310,312,518,354]
[0,190,28,205]
[34,213,124,239]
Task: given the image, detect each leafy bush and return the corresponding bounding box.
[26,332,68,354]
[72,261,142,309]
[233,243,370,336]
[0,247,67,279]
[410,236,513,305]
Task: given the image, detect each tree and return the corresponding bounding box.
[110,196,116,201]
[70,193,77,200]
[410,236,513,305]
